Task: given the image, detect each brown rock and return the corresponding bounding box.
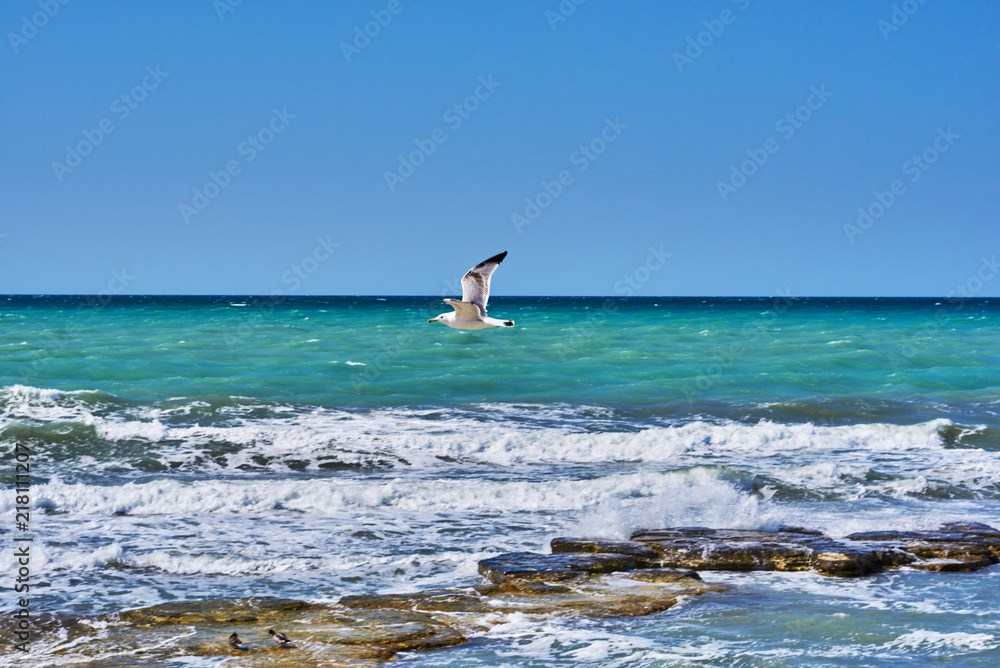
[340,588,488,614]
[811,550,884,577]
[477,551,639,583]
[626,529,816,572]
[308,609,466,651]
[624,568,702,583]
[846,523,1000,571]
[340,571,722,621]
[550,537,662,563]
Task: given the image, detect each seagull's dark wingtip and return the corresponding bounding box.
[482,251,507,266]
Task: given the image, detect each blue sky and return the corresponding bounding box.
[2,0,998,297]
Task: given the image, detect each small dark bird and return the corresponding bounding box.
[268,629,291,647]
[228,632,244,649]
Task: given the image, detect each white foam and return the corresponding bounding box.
[5,387,996,498]
[489,614,675,666]
[121,550,303,575]
[0,387,974,464]
[885,630,996,651]
[29,469,765,525]
[3,383,64,401]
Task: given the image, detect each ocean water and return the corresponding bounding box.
[2,295,999,666]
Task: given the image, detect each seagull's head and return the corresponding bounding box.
[428,312,450,324]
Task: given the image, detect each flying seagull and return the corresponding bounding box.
[428,251,515,330]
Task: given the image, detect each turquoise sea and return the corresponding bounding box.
[2,295,999,666]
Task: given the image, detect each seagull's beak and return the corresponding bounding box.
[427,318,436,323]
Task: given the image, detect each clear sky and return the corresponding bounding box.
[2,0,998,297]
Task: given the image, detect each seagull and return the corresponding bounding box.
[428,251,515,330]
[268,629,291,647]
[228,632,245,649]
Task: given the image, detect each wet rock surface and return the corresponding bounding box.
[19,571,720,665]
[478,550,640,582]
[11,523,995,665]
[548,522,999,577]
[342,569,722,624]
[844,521,1000,572]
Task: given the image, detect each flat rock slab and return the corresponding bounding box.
[21,598,464,667]
[550,538,663,562]
[845,521,1000,572]
[579,523,1000,577]
[28,571,722,664]
[616,528,896,576]
[342,571,723,623]
[478,551,639,582]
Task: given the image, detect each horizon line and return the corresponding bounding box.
[2,294,996,301]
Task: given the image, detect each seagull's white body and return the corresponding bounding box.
[429,251,515,330]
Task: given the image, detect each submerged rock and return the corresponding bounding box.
[342,570,723,622]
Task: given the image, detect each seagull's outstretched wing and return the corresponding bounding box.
[444,299,481,320]
[461,251,507,317]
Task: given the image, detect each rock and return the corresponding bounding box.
[340,588,489,614]
[612,524,997,577]
[305,608,466,652]
[118,596,314,626]
[40,598,464,666]
[342,571,724,621]
[477,551,639,583]
[624,568,702,583]
[811,549,885,577]
[19,522,996,665]
[845,522,1000,572]
[550,537,662,562]
[624,528,826,573]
